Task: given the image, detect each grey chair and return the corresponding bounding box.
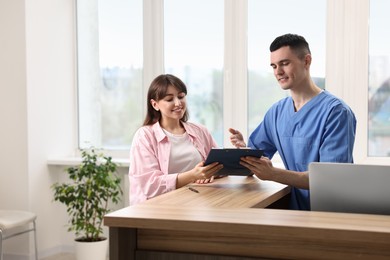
[0,210,38,260]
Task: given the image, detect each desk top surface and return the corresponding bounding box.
[105,175,390,240]
[141,175,290,208]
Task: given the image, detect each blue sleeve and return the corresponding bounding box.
[320,104,356,162]
[248,110,278,159]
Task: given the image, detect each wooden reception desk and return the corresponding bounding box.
[141,175,291,208]
[104,176,390,260]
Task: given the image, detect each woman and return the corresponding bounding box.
[129,74,223,205]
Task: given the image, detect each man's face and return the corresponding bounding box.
[270,46,310,91]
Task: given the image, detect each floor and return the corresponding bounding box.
[41,253,76,260]
[41,253,109,260]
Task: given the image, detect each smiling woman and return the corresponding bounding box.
[128,74,223,206]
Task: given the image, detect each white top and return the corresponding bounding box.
[163,129,202,174]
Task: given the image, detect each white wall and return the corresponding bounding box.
[0,0,30,257]
[25,0,78,257]
[0,0,126,258]
[0,0,28,207]
[0,0,128,256]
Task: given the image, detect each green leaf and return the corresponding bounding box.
[51,147,123,240]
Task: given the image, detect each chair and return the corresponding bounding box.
[0,210,38,260]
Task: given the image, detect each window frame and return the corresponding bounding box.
[76,0,390,164]
[326,0,390,164]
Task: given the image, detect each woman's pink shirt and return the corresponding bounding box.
[129,121,218,205]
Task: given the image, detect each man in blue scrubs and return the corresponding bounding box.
[229,34,356,210]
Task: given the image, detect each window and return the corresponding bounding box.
[164,0,224,146]
[77,0,143,150]
[368,0,390,157]
[247,0,326,133]
[71,0,390,166]
[76,0,328,153]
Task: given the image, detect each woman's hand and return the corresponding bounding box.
[192,161,223,184]
[177,161,224,188]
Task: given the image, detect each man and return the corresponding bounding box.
[229,34,356,210]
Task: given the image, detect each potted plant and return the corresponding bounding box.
[52,148,122,260]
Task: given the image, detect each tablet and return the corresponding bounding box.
[204,148,264,176]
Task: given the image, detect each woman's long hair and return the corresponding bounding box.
[143,74,189,126]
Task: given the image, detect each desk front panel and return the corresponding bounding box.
[106,205,390,260]
[136,226,390,260]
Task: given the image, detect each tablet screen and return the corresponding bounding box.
[204,148,263,176]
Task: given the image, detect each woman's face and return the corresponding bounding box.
[150,85,187,122]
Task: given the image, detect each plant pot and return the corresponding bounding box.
[75,237,108,260]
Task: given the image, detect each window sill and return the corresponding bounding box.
[47,157,130,167]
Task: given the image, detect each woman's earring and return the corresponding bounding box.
[155,108,159,111]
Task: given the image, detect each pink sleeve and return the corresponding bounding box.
[200,125,219,159]
[128,128,177,205]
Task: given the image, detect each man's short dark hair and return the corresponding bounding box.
[270,34,311,59]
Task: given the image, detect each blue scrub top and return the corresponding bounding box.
[248,90,356,210]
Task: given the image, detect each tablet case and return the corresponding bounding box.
[204,148,264,176]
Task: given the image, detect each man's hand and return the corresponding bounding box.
[228,128,247,148]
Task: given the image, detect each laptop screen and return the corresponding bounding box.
[309,162,390,215]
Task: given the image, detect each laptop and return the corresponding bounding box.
[309,162,390,215]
